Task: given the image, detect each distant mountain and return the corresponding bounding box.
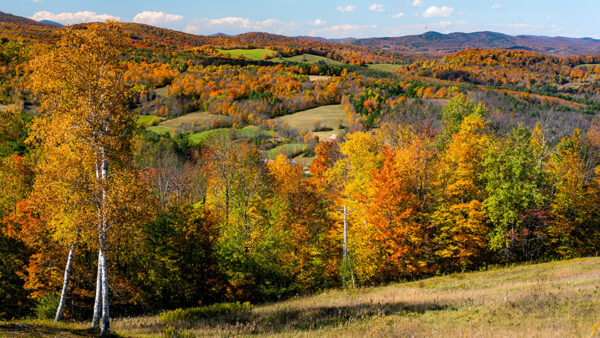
[0,11,54,27]
[296,36,357,44]
[350,31,600,56]
[39,20,63,26]
[2,10,600,57]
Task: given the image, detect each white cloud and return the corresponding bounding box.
[337,5,356,13]
[491,4,503,10]
[393,12,405,19]
[412,0,424,7]
[422,6,454,18]
[31,11,120,25]
[259,19,281,27]
[546,16,552,21]
[369,3,385,12]
[133,11,183,25]
[32,0,43,2]
[312,19,327,26]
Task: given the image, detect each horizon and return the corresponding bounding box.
[5,0,600,39]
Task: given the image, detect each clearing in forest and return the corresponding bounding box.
[270,53,343,65]
[217,48,274,60]
[274,104,349,141]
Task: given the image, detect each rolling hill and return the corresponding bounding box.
[3,11,599,57]
[349,31,600,56]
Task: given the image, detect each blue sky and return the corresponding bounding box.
[8,0,600,39]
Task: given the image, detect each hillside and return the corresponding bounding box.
[0,11,54,27]
[2,258,599,337]
[350,31,600,56]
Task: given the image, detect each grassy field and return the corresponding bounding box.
[136,115,162,127]
[274,104,348,141]
[158,111,232,133]
[309,75,332,82]
[217,48,274,60]
[270,54,343,65]
[264,143,307,160]
[188,126,275,145]
[367,63,404,72]
[3,257,599,337]
[146,125,173,136]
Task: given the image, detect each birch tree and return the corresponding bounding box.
[29,22,139,335]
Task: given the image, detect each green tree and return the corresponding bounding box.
[437,94,487,148]
[482,126,545,254]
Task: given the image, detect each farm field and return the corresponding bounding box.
[367,63,404,72]
[136,115,162,126]
[264,142,307,160]
[187,125,276,145]
[145,125,173,136]
[217,48,274,60]
[270,53,343,65]
[308,75,332,82]
[274,104,348,141]
[3,257,599,337]
[158,111,232,132]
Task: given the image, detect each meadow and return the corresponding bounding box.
[273,104,348,141]
[217,48,274,60]
[270,53,343,65]
[2,257,598,337]
[158,111,232,132]
[366,63,404,72]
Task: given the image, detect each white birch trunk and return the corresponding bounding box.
[91,250,102,328]
[54,238,77,322]
[99,152,110,336]
[99,245,110,335]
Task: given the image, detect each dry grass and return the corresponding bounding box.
[274,104,348,141]
[366,63,404,72]
[308,75,332,82]
[111,257,600,337]
[3,258,600,337]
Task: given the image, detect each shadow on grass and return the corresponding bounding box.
[0,322,119,337]
[159,300,451,334]
[253,301,450,332]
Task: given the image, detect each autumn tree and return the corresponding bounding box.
[547,130,599,257]
[29,22,146,334]
[432,115,490,269]
[328,132,384,283]
[437,94,487,148]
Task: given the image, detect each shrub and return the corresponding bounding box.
[35,294,59,320]
[159,302,253,323]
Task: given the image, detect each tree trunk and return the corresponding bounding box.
[54,238,77,322]
[99,151,110,336]
[99,245,110,335]
[91,250,102,329]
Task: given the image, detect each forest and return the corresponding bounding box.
[1,18,600,336]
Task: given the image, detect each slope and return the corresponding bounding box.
[2,257,599,337]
